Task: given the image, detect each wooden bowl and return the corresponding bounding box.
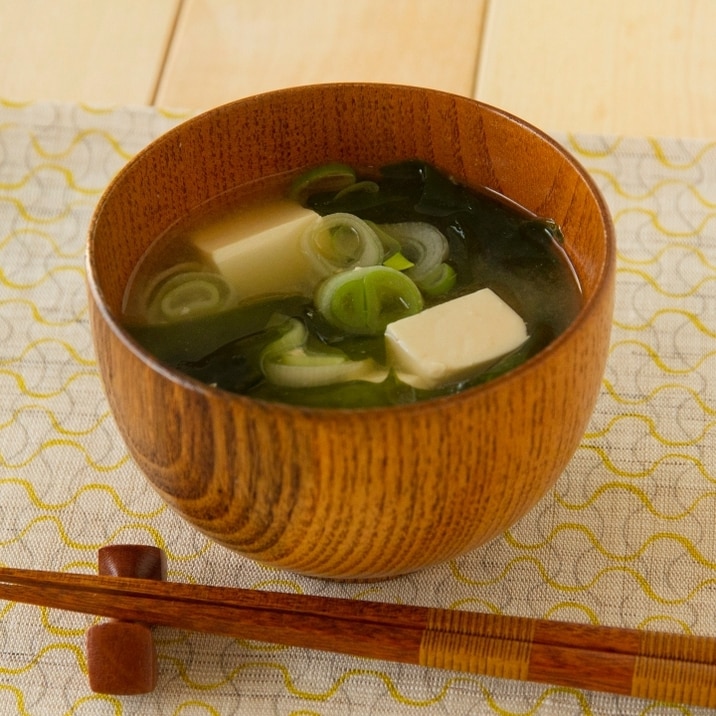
[86,84,615,580]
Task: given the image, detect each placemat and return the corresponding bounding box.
[0,98,714,715]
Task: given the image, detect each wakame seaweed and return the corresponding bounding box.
[124,160,582,407]
[307,160,580,339]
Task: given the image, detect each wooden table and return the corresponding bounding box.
[1,0,715,139]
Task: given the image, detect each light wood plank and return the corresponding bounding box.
[0,0,180,105]
[475,0,716,138]
[156,0,486,110]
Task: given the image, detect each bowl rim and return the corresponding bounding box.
[86,82,616,419]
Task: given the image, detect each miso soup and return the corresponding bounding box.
[123,161,582,408]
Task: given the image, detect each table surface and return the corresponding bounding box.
[2,3,716,716]
[2,0,716,139]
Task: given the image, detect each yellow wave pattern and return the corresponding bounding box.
[0,98,32,108]
[584,413,716,447]
[0,439,127,471]
[602,380,716,416]
[65,694,124,716]
[62,560,98,573]
[0,368,100,399]
[30,129,135,162]
[591,171,716,210]
[607,340,716,374]
[0,477,165,517]
[450,556,716,606]
[447,597,502,614]
[0,685,31,716]
[648,137,716,169]
[568,133,716,170]
[0,264,85,291]
[0,517,211,563]
[0,646,593,716]
[40,606,86,638]
[613,207,716,238]
[505,525,716,568]
[156,107,193,121]
[0,643,87,676]
[0,164,102,195]
[0,227,86,258]
[542,602,600,624]
[617,243,716,270]
[0,298,88,326]
[157,653,695,716]
[566,134,624,157]
[76,104,119,115]
[615,270,716,301]
[637,615,695,635]
[555,481,716,521]
[164,657,475,708]
[577,445,715,484]
[0,338,96,367]
[0,405,111,436]
[0,196,90,224]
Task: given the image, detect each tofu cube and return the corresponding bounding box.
[385,288,528,389]
[191,200,320,300]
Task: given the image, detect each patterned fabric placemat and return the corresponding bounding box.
[0,99,714,716]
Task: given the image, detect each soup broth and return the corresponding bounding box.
[123,161,582,407]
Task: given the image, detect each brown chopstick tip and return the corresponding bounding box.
[86,545,166,695]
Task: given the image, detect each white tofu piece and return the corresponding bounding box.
[191,200,320,300]
[385,288,528,389]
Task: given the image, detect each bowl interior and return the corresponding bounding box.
[89,83,612,325]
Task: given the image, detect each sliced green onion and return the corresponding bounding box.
[289,162,356,204]
[418,262,457,297]
[279,348,347,367]
[377,222,449,289]
[333,180,380,200]
[366,221,401,255]
[260,316,308,364]
[130,261,200,319]
[264,353,387,388]
[301,212,384,277]
[315,265,423,335]
[145,269,235,324]
[382,251,415,271]
[260,315,387,387]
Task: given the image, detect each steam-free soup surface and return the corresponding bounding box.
[123,161,581,407]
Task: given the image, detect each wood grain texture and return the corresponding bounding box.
[86,545,166,695]
[155,0,486,108]
[0,0,180,105]
[86,622,157,695]
[475,0,716,137]
[98,544,167,583]
[2,2,715,138]
[86,84,615,580]
[3,563,716,707]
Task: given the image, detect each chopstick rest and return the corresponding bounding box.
[85,545,167,694]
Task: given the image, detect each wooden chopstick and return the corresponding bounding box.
[1,566,715,707]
